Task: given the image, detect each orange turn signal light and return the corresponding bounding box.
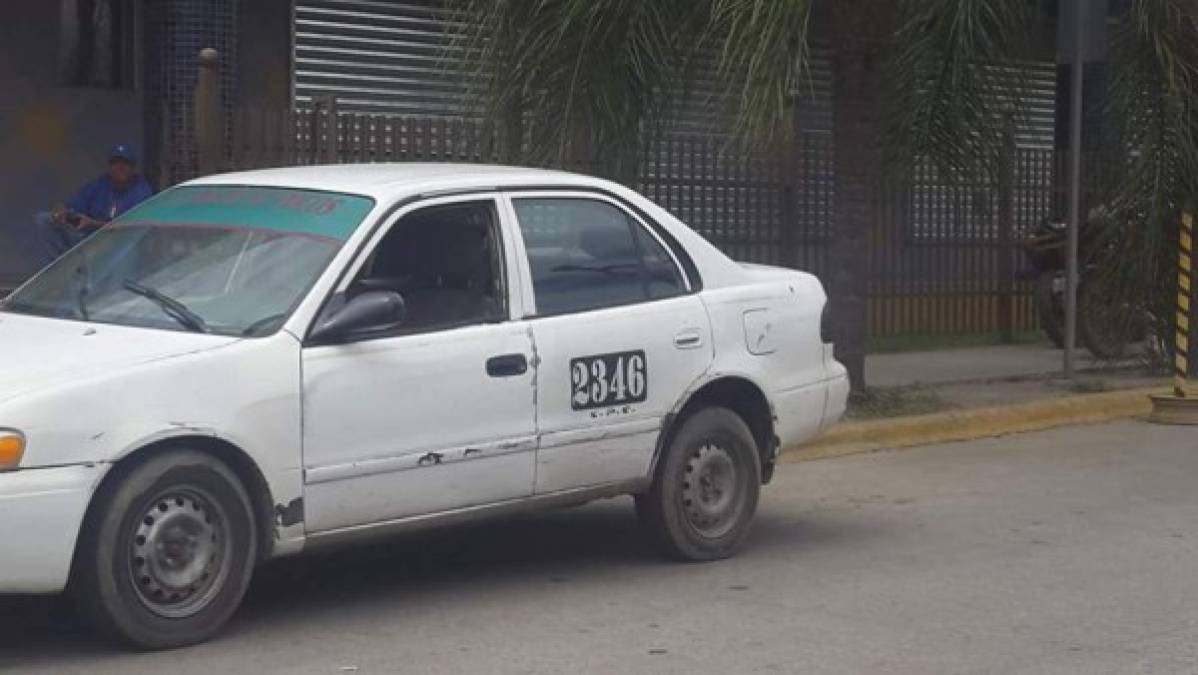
[0,433,25,471]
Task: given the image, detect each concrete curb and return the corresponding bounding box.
[785,386,1165,463]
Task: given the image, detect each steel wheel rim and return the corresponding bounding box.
[128,486,231,619]
[680,442,743,539]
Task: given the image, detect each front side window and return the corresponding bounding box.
[2,186,375,336]
[513,197,685,316]
[345,200,506,334]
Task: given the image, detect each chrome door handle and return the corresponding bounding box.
[674,329,703,349]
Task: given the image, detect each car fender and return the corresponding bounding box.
[0,333,307,557]
[646,366,778,483]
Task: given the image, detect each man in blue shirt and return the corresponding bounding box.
[33,144,154,266]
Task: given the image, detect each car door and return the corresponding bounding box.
[503,192,714,494]
[301,194,538,533]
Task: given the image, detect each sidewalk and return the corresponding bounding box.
[792,342,1169,461]
[861,342,1166,412]
[862,342,1164,413]
[867,342,1132,388]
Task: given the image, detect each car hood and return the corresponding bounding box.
[0,312,241,403]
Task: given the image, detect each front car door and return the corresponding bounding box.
[301,194,538,533]
[503,192,714,494]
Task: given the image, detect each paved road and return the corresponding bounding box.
[3,420,1198,674]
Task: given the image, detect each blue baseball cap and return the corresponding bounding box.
[109,144,138,165]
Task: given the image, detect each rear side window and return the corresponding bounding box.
[637,224,685,299]
[512,198,685,316]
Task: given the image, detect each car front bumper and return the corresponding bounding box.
[0,464,107,594]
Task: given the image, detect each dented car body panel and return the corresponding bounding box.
[0,164,848,594]
[0,315,309,591]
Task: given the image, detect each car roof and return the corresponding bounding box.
[183,162,761,290]
[184,163,606,200]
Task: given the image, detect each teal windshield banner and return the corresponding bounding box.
[118,186,375,241]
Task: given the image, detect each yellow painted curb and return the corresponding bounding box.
[785,386,1166,463]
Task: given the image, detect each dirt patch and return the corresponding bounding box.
[847,386,956,420]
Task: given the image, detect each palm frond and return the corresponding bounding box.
[705,0,814,141]
[886,0,1040,177]
[442,0,703,182]
[1100,0,1198,354]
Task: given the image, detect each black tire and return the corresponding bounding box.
[1034,272,1066,349]
[73,449,257,650]
[637,407,761,561]
[1077,281,1133,360]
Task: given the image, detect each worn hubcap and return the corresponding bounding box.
[681,443,741,538]
[129,488,229,618]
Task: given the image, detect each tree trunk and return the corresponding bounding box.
[827,0,896,393]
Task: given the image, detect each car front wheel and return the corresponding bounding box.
[637,407,761,561]
[73,449,257,650]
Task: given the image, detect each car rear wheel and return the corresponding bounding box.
[73,449,257,650]
[637,407,761,561]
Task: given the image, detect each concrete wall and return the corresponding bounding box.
[0,3,144,286]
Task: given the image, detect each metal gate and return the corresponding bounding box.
[270,2,1067,338]
[294,0,475,115]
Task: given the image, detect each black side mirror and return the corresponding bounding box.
[310,290,406,343]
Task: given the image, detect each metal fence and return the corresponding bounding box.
[166,103,1070,339]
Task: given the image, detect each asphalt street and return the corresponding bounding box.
[2,419,1197,674]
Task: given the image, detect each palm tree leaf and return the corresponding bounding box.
[705,0,814,140]
[885,0,1040,178]
[1100,0,1198,354]
[443,0,704,182]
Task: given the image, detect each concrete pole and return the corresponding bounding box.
[1064,0,1087,377]
[194,48,224,177]
[997,108,1016,343]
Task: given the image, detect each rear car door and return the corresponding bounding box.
[503,192,713,494]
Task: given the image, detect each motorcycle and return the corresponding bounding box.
[1021,211,1145,359]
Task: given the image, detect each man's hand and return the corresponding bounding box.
[76,215,105,231]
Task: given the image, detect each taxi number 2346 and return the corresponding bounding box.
[570,350,647,410]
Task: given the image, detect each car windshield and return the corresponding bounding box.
[1,186,375,337]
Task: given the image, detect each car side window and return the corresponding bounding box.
[346,200,506,334]
[512,197,686,316]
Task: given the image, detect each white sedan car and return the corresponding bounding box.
[0,164,847,648]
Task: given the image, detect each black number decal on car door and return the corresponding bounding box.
[571,350,647,410]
